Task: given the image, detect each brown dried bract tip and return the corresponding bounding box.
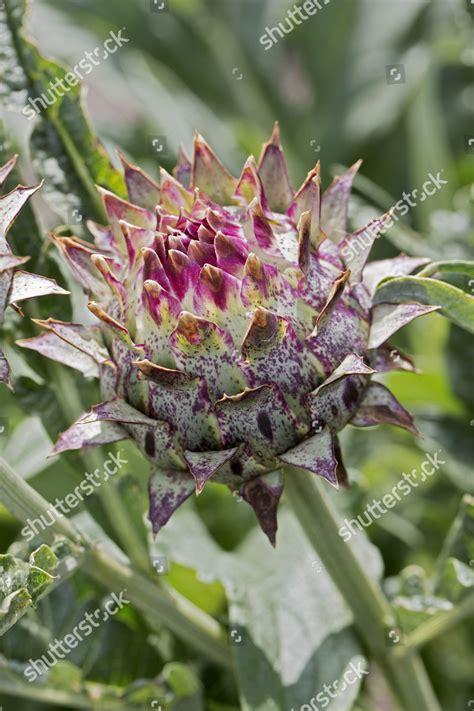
[297,210,311,276]
[317,270,351,325]
[176,311,201,341]
[242,308,278,354]
[88,301,129,335]
[201,263,223,292]
[270,121,281,146]
[135,358,193,385]
[168,249,188,270]
[244,253,264,280]
[214,230,237,256]
[90,253,110,276]
[253,307,269,329]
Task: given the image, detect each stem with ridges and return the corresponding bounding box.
[284,466,441,711]
[50,362,152,575]
[0,456,233,669]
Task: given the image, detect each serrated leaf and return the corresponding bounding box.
[29,543,58,574]
[393,595,453,634]
[0,543,61,635]
[157,506,381,711]
[0,588,32,636]
[434,495,474,589]
[437,558,474,604]
[0,0,125,228]
[374,275,474,333]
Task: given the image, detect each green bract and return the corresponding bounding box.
[18,127,438,543]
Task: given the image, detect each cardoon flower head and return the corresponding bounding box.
[19,126,436,543]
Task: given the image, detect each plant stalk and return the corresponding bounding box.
[51,363,152,575]
[84,545,233,670]
[0,457,233,669]
[284,466,441,711]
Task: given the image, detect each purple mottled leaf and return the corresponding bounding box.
[363,256,430,295]
[320,161,361,243]
[17,332,101,378]
[148,468,195,535]
[8,271,68,304]
[0,254,29,273]
[216,384,307,466]
[305,353,374,432]
[135,358,220,451]
[0,184,41,249]
[280,427,338,486]
[215,231,248,277]
[184,447,241,494]
[170,312,248,400]
[241,307,320,416]
[350,382,418,434]
[160,168,193,215]
[32,319,108,363]
[194,264,245,341]
[307,286,370,375]
[192,133,237,205]
[288,163,321,236]
[173,145,192,189]
[368,302,440,349]
[340,212,392,282]
[119,152,161,210]
[369,343,417,373]
[79,399,182,468]
[242,469,283,546]
[51,419,127,456]
[234,156,269,211]
[52,236,110,296]
[257,123,293,213]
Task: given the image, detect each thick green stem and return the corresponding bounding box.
[0,457,233,669]
[84,546,233,670]
[51,363,152,574]
[284,466,441,711]
[0,456,80,544]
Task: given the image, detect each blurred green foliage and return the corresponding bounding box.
[0,0,473,709]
